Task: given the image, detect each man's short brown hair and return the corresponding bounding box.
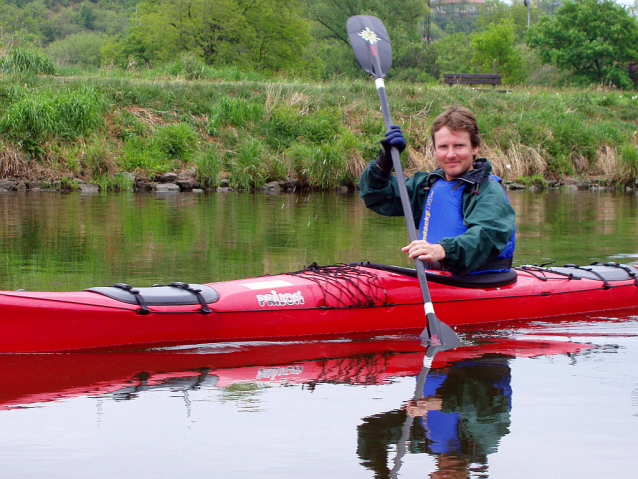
[431,107,481,148]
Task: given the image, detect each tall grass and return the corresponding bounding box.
[614,143,638,186]
[227,138,268,190]
[195,146,223,188]
[1,48,56,75]
[207,96,265,133]
[84,136,117,177]
[0,86,110,157]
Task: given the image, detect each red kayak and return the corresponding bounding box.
[0,261,637,353]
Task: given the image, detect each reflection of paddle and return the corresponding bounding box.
[388,344,441,478]
[347,15,461,348]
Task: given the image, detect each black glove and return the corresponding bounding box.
[376,125,406,172]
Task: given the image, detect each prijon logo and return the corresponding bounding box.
[256,290,305,307]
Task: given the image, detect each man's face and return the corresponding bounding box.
[433,126,479,181]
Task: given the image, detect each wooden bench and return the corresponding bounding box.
[444,73,502,87]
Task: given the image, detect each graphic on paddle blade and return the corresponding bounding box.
[346,15,392,78]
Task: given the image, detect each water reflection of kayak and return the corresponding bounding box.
[0,336,592,411]
[0,261,636,352]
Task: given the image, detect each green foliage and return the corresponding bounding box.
[195,146,223,188]
[53,87,111,139]
[151,123,199,160]
[46,32,107,69]
[84,136,117,177]
[60,176,81,191]
[525,0,638,88]
[111,109,149,141]
[286,134,356,189]
[267,105,343,147]
[153,53,206,80]
[110,0,311,74]
[226,138,268,190]
[208,96,265,133]
[92,173,136,192]
[432,33,474,77]
[0,94,56,143]
[120,136,175,175]
[471,21,525,83]
[307,0,427,78]
[431,2,478,34]
[616,143,638,185]
[0,86,109,151]
[514,174,548,187]
[1,48,56,75]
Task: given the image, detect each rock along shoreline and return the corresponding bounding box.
[0,171,635,194]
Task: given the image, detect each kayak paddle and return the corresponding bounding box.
[347,15,461,348]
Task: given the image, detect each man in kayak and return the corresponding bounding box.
[359,106,516,276]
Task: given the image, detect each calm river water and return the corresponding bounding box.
[0,188,637,478]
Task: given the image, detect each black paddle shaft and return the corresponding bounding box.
[347,15,461,348]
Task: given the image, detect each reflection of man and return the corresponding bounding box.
[357,355,513,477]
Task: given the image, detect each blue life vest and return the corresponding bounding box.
[418,174,515,274]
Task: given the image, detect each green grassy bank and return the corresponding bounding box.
[1,66,638,191]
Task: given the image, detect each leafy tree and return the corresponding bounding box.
[471,21,525,83]
[107,0,311,73]
[432,32,473,77]
[0,0,48,45]
[525,0,638,89]
[76,2,97,30]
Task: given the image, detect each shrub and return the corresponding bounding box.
[120,136,175,175]
[195,146,223,188]
[151,123,199,160]
[59,177,80,191]
[155,53,206,80]
[111,109,149,141]
[92,173,136,192]
[615,143,638,186]
[514,174,548,188]
[267,105,343,147]
[85,136,117,177]
[287,140,350,189]
[46,33,106,69]
[300,106,343,143]
[227,138,268,189]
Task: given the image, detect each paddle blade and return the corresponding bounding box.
[346,15,392,78]
[421,308,462,348]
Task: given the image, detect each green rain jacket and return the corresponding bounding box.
[359,158,516,275]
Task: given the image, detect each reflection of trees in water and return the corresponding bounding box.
[357,354,513,478]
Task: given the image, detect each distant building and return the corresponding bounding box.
[431,0,485,17]
[424,0,485,41]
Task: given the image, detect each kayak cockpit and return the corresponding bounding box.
[350,261,519,288]
[353,261,638,289]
